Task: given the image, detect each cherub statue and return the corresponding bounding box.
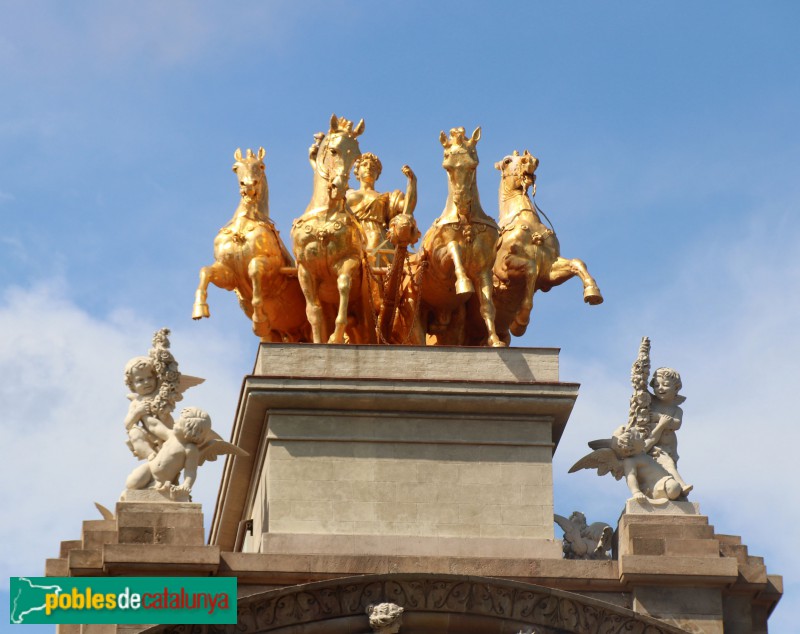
[645,367,692,494]
[366,602,404,634]
[569,337,692,503]
[124,407,247,501]
[346,152,418,265]
[123,328,203,461]
[570,426,684,502]
[553,511,613,560]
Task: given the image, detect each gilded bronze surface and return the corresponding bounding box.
[192,147,309,342]
[192,122,603,347]
[291,115,378,344]
[491,150,602,343]
[346,154,417,265]
[415,127,505,347]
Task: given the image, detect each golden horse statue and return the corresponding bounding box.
[192,147,309,342]
[415,127,505,347]
[492,150,603,343]
[291,115,378,344]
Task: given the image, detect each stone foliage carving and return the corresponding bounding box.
[569,337,692,503]
[366,602,404,634]
[140,574,688,633]
[554,511,613,560]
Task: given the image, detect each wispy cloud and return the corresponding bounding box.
[554,204,799,629]
[0,283,249,585]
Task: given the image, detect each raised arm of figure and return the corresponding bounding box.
[175,444,200,493]
[644,413,680,451]
[401,165,417,216]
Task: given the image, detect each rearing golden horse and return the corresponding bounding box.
[291,115,377,344]
[416,126,505,347]
[492,149,602,343]
[192,147,309,342]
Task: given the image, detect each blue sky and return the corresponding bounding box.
[2,2,798,631]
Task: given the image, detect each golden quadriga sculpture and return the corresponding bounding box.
[192,116,603,346]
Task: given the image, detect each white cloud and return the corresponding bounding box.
[554,206,799,629]
[0,282,250,585]
[0,2,309,77]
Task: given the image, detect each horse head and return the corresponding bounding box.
[440,126,481,214]
[495,149,539,198]
[316,114,364,202]
[233,147,268,216]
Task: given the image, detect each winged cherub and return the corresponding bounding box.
[570,426,684,502]
[553,511,613,560]
[123,328,204,461]
[124,407,247,501]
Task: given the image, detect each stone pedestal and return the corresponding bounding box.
[209,344,578,560]
[619,501,740,634]
[46,502,220,579]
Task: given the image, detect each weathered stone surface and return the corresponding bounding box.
[625,498,700,515]
[141,573,688,634]
[45,557,68,576]
[102,543,220,575]
[634,586,724,634]
[210,345,578,553]
[261,533,562,559]
[254,343,561,383]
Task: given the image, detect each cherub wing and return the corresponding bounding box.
[177,374,205,395]
[587,522,614,554]
[94,502,115,520]
[199,438,249,465]
[553,514,574,534]
[569,448,624,480]
[554,514,582,545]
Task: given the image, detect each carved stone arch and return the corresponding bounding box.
[142,573,689,633]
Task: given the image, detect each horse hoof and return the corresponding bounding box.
[253,321,272,338]
[488,336,507,348]
[192,304,210,319]
[583,286,604,305]
[510,320,529,337]
[455,278,474,297]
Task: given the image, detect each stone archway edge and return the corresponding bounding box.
[144,573,689,633]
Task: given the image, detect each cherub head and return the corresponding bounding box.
[124,356,158,396]
[366,602,404,634]
[568,511,587,529]
[174,407,212,444]
[650,367,682,402]
[611,427,646,458]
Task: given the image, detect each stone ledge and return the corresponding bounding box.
[261,532,562,559]
[67,549,103,575]
[45,558,68,577]
[102,544,220,575]
[219,552,621,590]
[619,554,738,586]
[255,343,561,383]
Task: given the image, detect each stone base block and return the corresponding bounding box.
[119,488,191,503]
[102,544,220,575]
[115,501,205,547]
[634,586,724,634]
[624,498,700,515]
[261,532,562,559]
